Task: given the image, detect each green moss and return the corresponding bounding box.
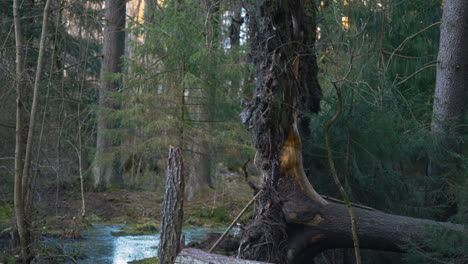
[0,201,13,229]
[104,186,123,193]
[128,257,158,264]
[114,222,160,236]
[184,202,239,228]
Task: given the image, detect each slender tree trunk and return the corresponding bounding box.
[13,0,52,262]
[93,0,126,190]
[13,0,28,260]
[22,0,53,211]
[239,1,464,263]
[229,0,243,49]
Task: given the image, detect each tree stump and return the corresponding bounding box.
[158,147,185,264]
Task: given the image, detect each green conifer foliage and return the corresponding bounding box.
[305,1,466,262]
[119,0,254,190]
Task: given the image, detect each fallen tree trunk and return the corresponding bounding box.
[238,3,464,262]
[175,248,271,264]
[285,201,464,262]
[238,1,464,263]
[240,121,465,263]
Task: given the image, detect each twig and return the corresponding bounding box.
[385,21,440,70]
[323,81,361,264]
[0,123,15,129]
[396,63,436,86]
[208,192,260,253]
[320,195,382,213]
[322,51,361,264]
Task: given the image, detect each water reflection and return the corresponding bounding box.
[61,224,223,263]
[112,235,159,264]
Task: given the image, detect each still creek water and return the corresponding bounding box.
[50,224,223,264]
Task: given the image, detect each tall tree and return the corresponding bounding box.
[239,1,464,263]
[185,0,220,201]
[13,0,29,260]
[93,0,126,190]
[428,0,467,211]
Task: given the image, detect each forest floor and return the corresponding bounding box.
[0,166,258,261]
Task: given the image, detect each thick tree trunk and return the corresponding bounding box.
[239,0,322,262]
[239,1,464,263]
[159,147,185,264]
[427,0,467,221]
[187,142,212,201]
[93,0,126,190]
[430,0,467,138]
[285,199,463,263]
[185,0,220,201]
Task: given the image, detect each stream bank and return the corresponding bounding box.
[31,224,226,264]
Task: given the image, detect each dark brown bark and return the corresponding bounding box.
[285,201,463,263]
[229,0,243,49]
[239,1,465,263]
[158,147,185,264]
[239,0,322,262]
[93,0,126,189]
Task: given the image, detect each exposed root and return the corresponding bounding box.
[238,189,288,263]
[242,159,259,194]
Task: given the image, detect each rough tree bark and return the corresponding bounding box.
[427,0,467,219]
[159,147,185,264]
[93,0,126,190]
[430,0,467,139]
[239,1,464,263]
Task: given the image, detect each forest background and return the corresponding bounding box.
[0,0,466,263]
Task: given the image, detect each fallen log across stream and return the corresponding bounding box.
[175,248,272,264]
